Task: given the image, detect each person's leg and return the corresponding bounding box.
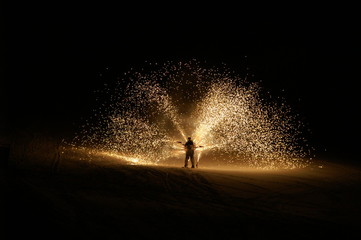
[184,153,189,167]
[190,151,195,168]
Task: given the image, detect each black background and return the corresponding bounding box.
[2,3,360,161]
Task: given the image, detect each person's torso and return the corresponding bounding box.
[185,140,194,150]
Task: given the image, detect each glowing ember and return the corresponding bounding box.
[70,60,311,169]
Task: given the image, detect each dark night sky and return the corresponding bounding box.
[2,3,360,161]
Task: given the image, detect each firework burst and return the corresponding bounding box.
[70,60,311,169]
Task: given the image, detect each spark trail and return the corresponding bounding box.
[71,60,311,169]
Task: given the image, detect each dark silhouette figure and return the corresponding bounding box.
[184,137,195,168]
[178,137,203,168]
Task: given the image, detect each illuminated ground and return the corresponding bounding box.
[3,156,361,239]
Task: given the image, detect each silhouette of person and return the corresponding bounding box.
[183,137,195,168]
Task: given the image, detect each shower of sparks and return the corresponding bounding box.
[70,60,311,169]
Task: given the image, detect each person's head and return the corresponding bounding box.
[188,137,191,140]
